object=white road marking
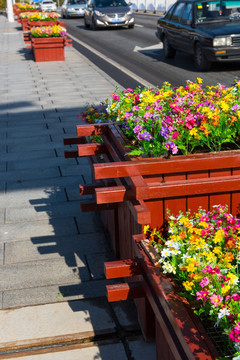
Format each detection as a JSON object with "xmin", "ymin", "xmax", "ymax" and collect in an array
[
  {"xmin": 135, "ymin": 24, "xmax": 144, "ymax": 27},
  {"xmin": 134, "ymin": 43, "xmax": 163, "ymax": 53},
  {"xmin": 67, "ymin": 33, "xmax": 154, "ymax": 88}
]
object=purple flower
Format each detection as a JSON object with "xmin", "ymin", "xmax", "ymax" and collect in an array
[
  {"xmin": 143, "ymin": 112, "xmax": 152, "ymax": 119},
  {"xmin": 139, "ymin": 131, "xmax": 152, "ymax": 141},
  {"xmin": 160, "ymin": 127, "xmax": 169, "ymax": 139},
  {"xmin": 165, "ymin": 141, "xmax": 178, "ymax": 155},
  {"xmin": 133, "ymin": 124, "xmax": 142, "ymax": 134},
  {"xmin": 125, "ymin": 112, "xmax": 133, "ymax": 119}
]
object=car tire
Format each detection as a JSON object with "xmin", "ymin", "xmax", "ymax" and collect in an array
[
  {"xmin": 91, "ymin": 19, "xmax": 98, "ymax": 30},
  {"xmin": 163, "ymin": 36, "xmax": 176, "ymax": 59},
  {"xmin": 128, "ymin": 24, "xmax": 134, "ymax": 29},
  {"xmin": 84, "ymin": 17, "xmax": 90, "ymax": 28},
  {"xmin": 194, "ymin": 43, "xmax": 211, "ymax": 71}
]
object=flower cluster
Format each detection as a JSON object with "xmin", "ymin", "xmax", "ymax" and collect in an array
[
  {"xmin": 27, "ymin": 12, "xmax": 60, "ymax": 21},
  {"xmin": 144, "ymin": 205, "xmax": 240, "ymax": 358},
  {"xmin": 82, "ymin": 78, "xmax": 240, "ymax": 157},
  {"xmin": 17, "ymin": 3, "xmax": 37, "ymax": 10},
  {"xmin": 79, "ymin": 102, "xmax": 110, "ymax": 124},
  {"xmin": 20, "ymin": 11, "xmax": 32, "ymax": 18},
  {"xmin": 30, "ymin": 25, "xmax": 67, "ymax": 38}
]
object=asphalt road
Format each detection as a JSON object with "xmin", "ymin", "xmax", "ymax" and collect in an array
[{"xmin": 64, "ymin": 13, "xmax": 240, "ymax": 88}]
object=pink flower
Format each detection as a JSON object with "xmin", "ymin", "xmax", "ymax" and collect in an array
[
  {"xmin": 200, "ymin": 277, "xmax": 209, "ymax": 288},
  {"xmin": 196, "ymin": 290, "xmax": 209, "ymax": 303},
  {"xmin": 232, "ymin": 293, "xmax": 240, "ymax": 301},
  {"xmin": 210, "ymin": 294, "xmax": 223, "ymax": 307}
]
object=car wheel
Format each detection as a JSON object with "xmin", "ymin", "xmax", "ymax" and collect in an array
[
  {"xmin": 163, "ymin": 36, "xmax": 176, "ymax": 59},
  {"xmin": 91, "ymin": 19, "xmax": 98, "ymax": 30},
  {"xmin": 128, "ymin": 24, "xmax": 134, "ymax": 29},
  {"xmin": 62, "ymin": 12, "xmax": 65, "ymax": 18},
  {"xmin": 84, "ymin": 16, "xmax": 90, "ymax": 28},
  {"xmin": 194, "ymin": 43, "xmax": 211, "ymax": 71}
]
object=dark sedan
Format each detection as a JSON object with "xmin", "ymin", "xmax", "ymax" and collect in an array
[{"xmin": 156, "ymin": 0, "xmax": 240, "ymax": 70}]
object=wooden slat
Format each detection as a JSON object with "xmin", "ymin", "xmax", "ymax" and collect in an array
[
  {"xmin": 77, "ymin": 143, "xmax": 106, "ymax": 156},
  {"xmin": 93, "ymin": 152, "xmax": 240, "ymax": 180},
  {"xmin": 76, "ymin": 124, "xmax": 108, "ymax": 137},
  {"xmin": 104, "ymin": 259, "xmax": 142, "ymax": 279},
  {"xmin": 106, "ymin": 282, "xmax": 145, "ymax": 302},
  {"xmin": 79, "ymin": 181, "xmax": 116, "ymax": 195},
  {"xmin": 80, "ymin": 200, "xmax": 118, "ymax": 212},
  {"xmin": 95, "ymin": 175, "xmax": 240, "ymax": 203}
]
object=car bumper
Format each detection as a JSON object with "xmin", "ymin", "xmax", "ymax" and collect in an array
[
  {"xmin": 203, "ymin": 46, "xmax": 240, "ymax": 62},
  {"xmin": 95, "ymin": 16, "xmax": 134, "ymax": 27},
  {"xmin": 66, "ymin": 10, "xmax": 85, "ymax": 17}
]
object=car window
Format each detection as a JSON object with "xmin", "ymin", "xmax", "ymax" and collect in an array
[
  {"xmin": 68, "ymin": 0, "xmax": 86, "ymax": 4},
  {"xmin": 171, "ymin": 2, "xmax": 185, "ymax": 21},
  {"xmin": 195, "ymin": 0, "xmax": 240, "ymax": 22},
  {"xmin": 164, "ymin": 3, "xmax": 175, "ymax": 19},
  {"xmin": 95, "ymin": 0, "xmax": 128, "ymax": 7},
  {"xmin": 181, "ymin": 2, "xmax": 192, "ymax": 24}
]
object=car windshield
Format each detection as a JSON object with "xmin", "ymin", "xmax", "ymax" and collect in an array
[
  {"xmin": 95, "ymin": 0, "xmax": 128, "ymax": 7},
  {"xmin": 195, "ymin": 0, "xmax": 240, "ymax": 22},
  {"xmin": 68, "ymin": 0, "xmax": 86, "ymax": 4}
]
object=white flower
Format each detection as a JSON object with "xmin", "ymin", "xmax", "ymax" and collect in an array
[
  {"xmin": 170, "ymin": 249, "xmax": 181, "ymax": 256},
  {"xmin": 217, "ymin": 308, "xmax": 230, "ymax": 320},
  {"xmin": 162, "ymin": 262, "xmax": 176, "ymax": 274},
  {"xmin": 168, "ymin": 215, "xmax": 176, "ymax": 220},
  {"xmin": 161, "ymin": 248, "xmax": 171, "ymax": 259},
  {"xmin": 165, "ymin": 240, "xmax": 180, "ymax": 250}
]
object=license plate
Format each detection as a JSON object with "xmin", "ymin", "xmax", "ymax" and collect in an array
[{"xmin": 111, "ymin": 18, "xmax": 122, "ymax": 23}]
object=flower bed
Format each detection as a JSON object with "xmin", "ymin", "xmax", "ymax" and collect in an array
[{"xmin": 143, "ymin": 205, "xmax": 240, "ymax": 359}]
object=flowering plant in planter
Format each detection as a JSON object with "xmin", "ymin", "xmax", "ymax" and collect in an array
[
  {"xmin": 144, "ymin": 205, "xmax": 240, "ymax": 359},
  {"xmin": 20, "ymin": 12, "xmax": 32, "ymax": 19},
  {"xmin": 30, "ymin": 25, "xmax": 67, "ymax": 38},
  {"xmin": 28, "ymin": 12, "xmax": 60, "ymax": 21},
  {"xmin": 17, "ymin": 3, "xmax": 37, "ymax": 10},
  {"xmin": 80, "ymin": 78, "xmax": 240, "ymax": 157}
]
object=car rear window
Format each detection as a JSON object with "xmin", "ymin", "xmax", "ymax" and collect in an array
[{"xmin": 95, "ymin": 0, "xmax": 128, "ymax": 7}]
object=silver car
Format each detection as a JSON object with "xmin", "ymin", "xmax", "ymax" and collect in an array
[
  {"xmin": 84, "ymin": 0, "xmax": 134, "ymax": 30},
  {"xmin": 61, "ymin": 0, "xmax": 87, "ymax": 18}
]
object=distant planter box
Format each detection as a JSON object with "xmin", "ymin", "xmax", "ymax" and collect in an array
[
  {"xmin": 31, "ymin": 37, "xmax": 65, "ymax": 62},
  {"xmin": 27, "ymin": 20, "xmax": 66, "ymax": 29}
]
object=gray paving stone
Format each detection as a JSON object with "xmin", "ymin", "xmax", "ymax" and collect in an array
[
  {"xmin": 0, "ymin": 243, "xmax": 4, "ymax": 265},
  {"xmin": 6, "ymin": 174, "xmax": 84, "ymax": 191},
  {"xmin": 0, "ymin": 217, "xmax": 78, "ymax": 242},
  {"xmin": 110, "ymin": 301, "xmax": 140, "ymax": 331},
  {"xmin": 1, "ymin": 134, "xmax": 51, "ymax": 145},
  {"xmin": 0, "ymin": 257, "xmax": 90, "ymax": 291},
  {"xmin": 86, "ymin": 252, "xmax": 115, "ymax": 280},
  {"xmin": 60, "ymin": 163, "xmax": 91, "ymax": 177},
  {"xmin": 5, "ymin": 201, "xmax": 81, "ymax": 223},
  {"xmin": 4, "ymin": 342, "xmax": 128, "ymax": 360},
  {"xmin": 0, "ymin": 292, "xmax": 2, "ymax": 309},
  {"xmin": 7, "ymin": 141, "xmax": 62, "ymax": 153},
  {"xmin": 1, "ymin": 149, "xmax": 55, "ymax": 162},
  {"xmin": 0, "ymin": 167, "xmax": 60, "ymax": 182},
  {"xmin": 7, "ymin": 156, "xmax": 77, "ymax": 171},
  {"xmin": 0, "ymin": 208, "xmax": 5, "ymax": 225},
  {"xmin": 5, "ymin": 233, "xmax": 110, "ymax": 264},
  {"xmin": 0, "ymin": 161, "xmax": 6, "ymax": 172},
  {"xmin": 127, "ymin": 336, "xmax": 156, "ymax": 359},
  {"xmin": 3, "ymin": 279, "xmax": 117, "ymax": 308},
  {"xmin": 0, "ymin": 187, "xmax": 67, "ymax": 208}
]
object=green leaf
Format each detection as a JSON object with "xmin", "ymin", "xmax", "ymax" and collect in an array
[{"xmin": 128, "ymin": 149, "xmax": 144, "ymax": 156}]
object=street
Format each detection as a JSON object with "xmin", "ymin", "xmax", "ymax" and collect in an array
[{"xmin": 64, "ymin": 13, "xmax": 240, "ymax": 88}]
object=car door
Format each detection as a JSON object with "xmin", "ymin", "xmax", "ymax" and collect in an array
[
  {"xmin": 85, "ymin": 0, "xmax": 94, "ymax": 23},
  {"xmin": 166, "ymin": 2, "xmax": 186, "ymax": 49},
  {"xmin": 178, "ymin": 2, "xmax": 195, "ymax": 53}
]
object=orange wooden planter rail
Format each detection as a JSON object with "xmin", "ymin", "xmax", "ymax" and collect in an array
[{"xmin": 104, "ymin": 235, "xmax": 219, "ymax": 360}]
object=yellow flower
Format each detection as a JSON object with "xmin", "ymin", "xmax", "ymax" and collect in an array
[
  {"xmin": 222, "ymin": 285, "xmax": 230, "ymax": 295},
  {"xmin": 197, "ymin": 77, "xmax": 203, "ymax": 84},
  {"xmin": 144, "ymin": 225, "xmax": 150, "ymax": 234},
  {"xmin": 183, "ymin": 281, "xmax": 194, "ymax": 291},
  {"xmin": 213, "ymin": 229, "xmax": 225, "ymax": 244}
]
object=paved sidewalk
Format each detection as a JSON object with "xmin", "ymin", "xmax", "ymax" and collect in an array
[{"xmin": 0, "ymin": 14, "xmax": 156, "ymax": 359}]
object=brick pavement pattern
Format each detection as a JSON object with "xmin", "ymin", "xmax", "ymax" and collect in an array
[{"xmin": 0, "ymin": 13, "xmax": 156, "ymax": 360}]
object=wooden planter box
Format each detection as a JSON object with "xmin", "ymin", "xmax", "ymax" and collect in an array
[
  {"xmin": 21, "ymin": 18, "xmax": 29, "ymax": 31},
  {"xmin": 27, "ymin": 20, "xmax": 66, "ymax": 29},
  {"xmin": 104, "ymin": 235, "xmax": 220, "ymax": 360},
  {"xmin": 64, "ymin": 122, "xmax": 239, "ymax": 359},
  {"xmin": 30, "ymin": 37, "xmax": 66, "ymax": 62},
  {"xmin": 64, "ymin": 123, "xmax": 240, "ymax": 258}
]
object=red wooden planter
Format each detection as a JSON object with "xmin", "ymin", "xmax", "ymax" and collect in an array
[
  {"xmin": 64, "ymin": 123, "xmax": 240, "ymax": 258},
  {"xmin": 27, "ymin": 20, "xmax": 66, "ymax": 29},
  {"xmin": 31, "ymin": 37, "xmax": 65, "ymax": 62},
  {"xmin": 21, "ymin": 18, "xmax": 29, "ymax": 31},
  {"xmin": 64, "ymin": 123, "xmax": 239, "ymax": 359},
  {"xmin": 104, "ymin": 235, "xmax": 220, "ymax": 360}
]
